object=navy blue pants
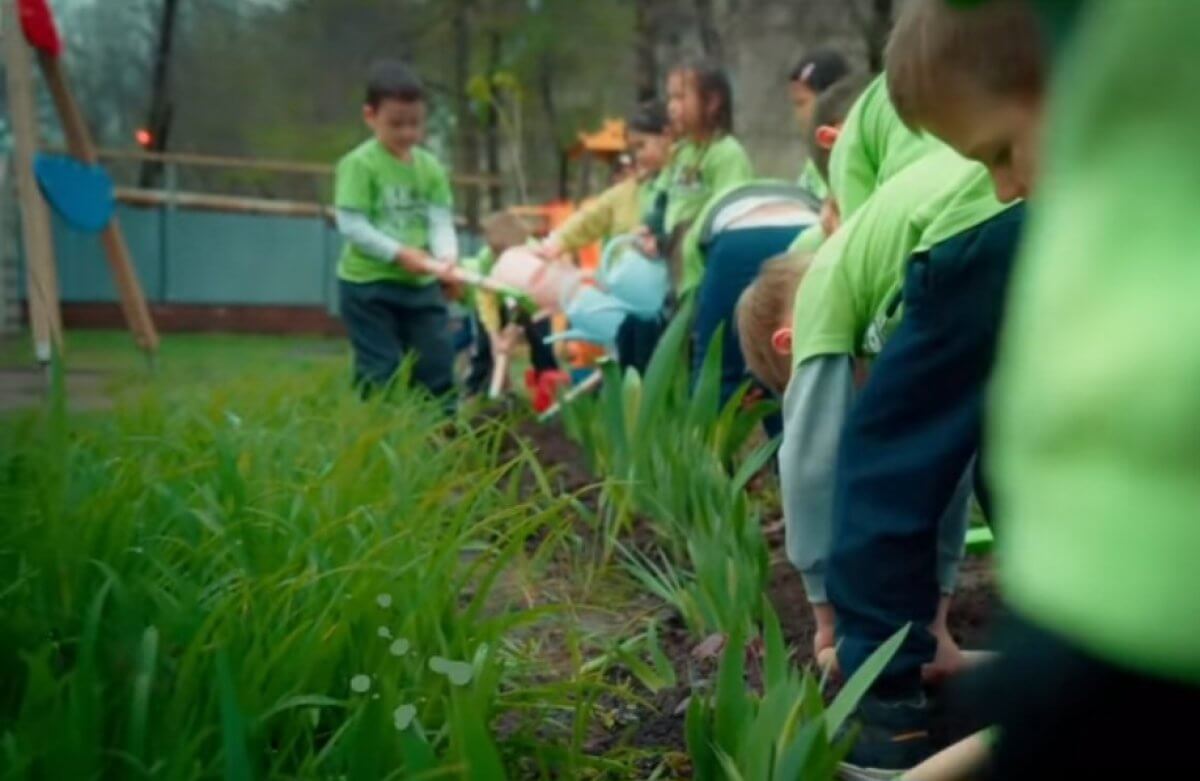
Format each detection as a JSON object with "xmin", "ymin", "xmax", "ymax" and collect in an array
[
  {"xmin": 339, "ymin": 279, "xmax": 455, "ymax": 402},
  {"xmin": 828, "ymin": 205, "xmax": 1026, "ymax": 695},
  {"xmin": 615, "ymin": 313, "xmax": 667, "ymax": 375},
  {"xmin": 693, "ymin": 225, "xmax": 803, "ymax": 435}
]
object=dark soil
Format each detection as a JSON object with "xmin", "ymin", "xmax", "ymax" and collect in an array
[{"xmin": 501, "ymin": 415, "xmax": 1001, "ymax": 768}]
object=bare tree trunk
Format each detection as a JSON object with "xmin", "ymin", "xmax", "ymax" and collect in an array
[
  {"xmin": 633, "ymin": 0, "xmax": 659, "ymax": 102},
  {"xmin": 452, "ymin": 0, "xmax": 480, "ymax": 228},
  {"xmin": 139, "ymin": 0, "xmax": 180, "ymax": 188},
  {"xmin": 485, "ymin": 31, "xmax": 503, "ymax": 210},
  {"xmin": 536, "ymin": 53, "xmax": 569, "ymax": 201},
  {"xmin": 693, "ymin": 0, "xmax": 724, "ymax": 63}
]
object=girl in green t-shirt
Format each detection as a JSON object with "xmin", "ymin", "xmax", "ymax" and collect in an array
[{"xmin": 619, "ymin": 59, "xmax": 753, "ymax": 375}]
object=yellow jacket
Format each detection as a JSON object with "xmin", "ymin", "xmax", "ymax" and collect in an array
[{"xmin": 552, "ymin": 177, "xmax": 644, "ymax": 251}]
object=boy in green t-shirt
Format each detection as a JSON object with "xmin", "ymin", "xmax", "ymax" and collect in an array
[
  {"xmin": 887, "ymin": 0, "xmax": 1200, "ymax": 776},
  {"xmin": 334, "ymin": 60, "xmax": 460, "ymax": 400},
  {"xmin": 772, "ymin": 150, "xmax": 1010, "ymax": 697},
  {"xmin": 787, "ymin": 47, "xmax": 852, "ymax": 201},
  {"xmin": 771, "ymin": 30, "xmax": 1028, "ymax": 774}
]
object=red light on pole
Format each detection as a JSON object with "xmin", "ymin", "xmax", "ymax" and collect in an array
[{"xmin": 135, "ymin": 128, "xmax": 153, "ymax": 148}]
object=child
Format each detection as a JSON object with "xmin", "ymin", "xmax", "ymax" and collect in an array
[
  {"xmin": 462, "ymin": 212, "xmax": 558, "ymax": 398},
  {"xmin": 537, "ymin": 101, "xmax": 672, "ymax": 260},
  {"xmin": 677, "ymin": 182, "xmax": 819, "ymax": 416},
  {"xmin": 825, "ymin": 75, "xmax": 944, "ymax": 223},
  {"xmin": 658, "ymin": 58, "xmax": 754, "ymax": 246},
  {"xmin": 619, "ymin": 59, "xmax": 753, "ymax": 373},
  {"xmin": 742, "ymin": 148, "xmax": 1005, "ymax": 696},
  {"xmin": 788, "ymin": 47, "xmax": 852, "ymax": 200},
  {"xmin": 888, "ymin": 0, "xmax": 1200, "ymax": 776},
  {"xmin": 789, "ymin": 72, "xmax": 873, "ymax": 254},
  {"xmin": 334, "ymin": 60, "xmax": 460, "ymax": 401},
  {"xmin": 804, "ymin": 4, "xmax": 1037, "ymax": 771}
]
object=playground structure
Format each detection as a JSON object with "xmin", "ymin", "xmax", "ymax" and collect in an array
[{"xmin": 2, "ymin": 0, "xmax": 628, "ymax": 368}]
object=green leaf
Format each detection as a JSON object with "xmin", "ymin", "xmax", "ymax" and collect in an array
[
  {"xmin": 685, "ymin": 694, "xmax": 717, "ymax": 781},
  {"xmin": 216, "ymin": 650, "xmax": 254, "ymax": 781},
  {"xmin": 730, "ymin": 438, "xmax": 780, "ymax": 496},
  {"xmin": 687, "ymin": 325, "xmax": 724, "ymax": 432},
  {"xmin": 646, "ymin": 621, "xmax": 678, "ymax": 691},
  {"xmin": 621, "ymin": 367, "xmax": 643, "ymax": 444},
  {"xmin": 634, "ymin": 299, "xmax": 695, "ymax": 439},
  {"xmin": 128, "ymin": 626, "xmax": 159, "ymax": 764},
  {"xmin": 713, "ymin": 625, "xmax": 750, "ymax": 760},
  {"xmin": 825, "ymin": 624, "xmax": 912, "ymax": 738},
  {"xmin": 761, "ymin": 601, "xmax": 788, "ymax": 692}
]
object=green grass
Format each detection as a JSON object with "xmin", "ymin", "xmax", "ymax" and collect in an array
[
  {"xmin": 0, "ymin": 329, "xmax": 887, "ymax": 780},
  {"xmin": 0, "ymin": 335, "xmax": 646, "ymax": 778}
]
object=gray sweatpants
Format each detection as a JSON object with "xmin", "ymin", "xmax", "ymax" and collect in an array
[{"xmin": 779, "ymin": 355, "xmax": 970, "ymax": 603}]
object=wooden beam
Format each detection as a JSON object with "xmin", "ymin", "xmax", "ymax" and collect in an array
[
  {"xmin": 3, "ymin": 1, "xmax": 62, "ymax": 361},
  {"xmin": 73, "ymin": 147, "xmax": 504, "ymax": 187},
  {"xmin": 36, "ymin": 49, "xmax": 160, "ymax": 354},
  {"xmin": 115, "ymin": 187, "xmax": 333, "ymax": 218}
]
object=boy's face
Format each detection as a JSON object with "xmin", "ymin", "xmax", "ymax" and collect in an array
[
  {"xmin": 627, "ymin": 129, "xmax": 670, "ymax": 176},
  {"xmin": 364, "ymin": 97, "xmax": 425, "ymax": 158},
  {"xmin": 921, "ymin": 89, "xmax": 1043, "ymax": 203},
  {"xmin": 666, "ymin": 71, "xmax": 702, "ymax": 136},
  {"xmin": 790, "ymin": 80, "xmax": 818, "ymax": 130}
]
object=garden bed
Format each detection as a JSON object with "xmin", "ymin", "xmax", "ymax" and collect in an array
[{"xmin": 0, "ymin": 331, "xmax": 1001, "ymax": 779}]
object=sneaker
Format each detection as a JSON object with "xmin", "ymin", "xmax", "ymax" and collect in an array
[{"xmin": 838, "ymin": 691, "xmax": 935, "ymax": 779}]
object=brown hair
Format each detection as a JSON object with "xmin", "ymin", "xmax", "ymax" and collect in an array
[
  {"xmin": 886, "ymin": 0, "xmax": 1045, "ymax": 131},
  {"xmin": 481, "ymin": 210, "xmax": 531, "ymax": 254},
  {"xmin": 810, "ymin": 72, "xmax": 871, "ymax": 180},
  {"xmin": 736, "ymin": 252, "xmax": 810, "ymax": 395}
]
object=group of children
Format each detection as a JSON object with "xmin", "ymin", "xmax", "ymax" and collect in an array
[{"xmin": 332, "ymin": 1, "xmax": 1198, "ymax": 774}]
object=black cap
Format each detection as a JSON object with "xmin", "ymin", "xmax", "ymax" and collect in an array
[{"xmin": 790, "ymin": 48, "xmax": 851, "ymax": 92}]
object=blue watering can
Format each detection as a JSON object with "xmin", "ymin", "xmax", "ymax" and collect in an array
[
  {"xmin": 545, "ymin": 285, "xmax": 631, "ymax": 347},
  {"xmin": 597, "ymin": 234, "xmax": 669, "ymax": 318}
]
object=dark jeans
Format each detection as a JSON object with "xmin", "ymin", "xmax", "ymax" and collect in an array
[
  {"xmin": 339, "ymin": 279, "xmax": 455, "ymax": 402},
  {"xmin": 693, "ymin": 225, "xmax": 802, "ymax": 433},
  {"xmin": 465, "ymin": 311, "xmax": 558, "ymax": 396},
  {"xmin": 615, "ymin": 313, "xmax": 667, "ymax": 375},
  {"xmin": 828, "ymin": 204, "xmax": 1026, "ymax": 695},
  {"xmin": 958, "ymin": 613, "xmax": 1200, "ymax": 777}
]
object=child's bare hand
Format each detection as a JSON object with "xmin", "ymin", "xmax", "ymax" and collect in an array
[
  {"xmin": 635, "ymin": 226, "xmax": 659, "ymax": 258},
  {"xmin": 533, "ymin": 238, "xmax": 564, "ymax": 260},
  {"xmin": 812, "ymin": 602, "xmax": 839, "ymax": 675},
  {"xmin": 396, "ymin": 247, "xmax": 436, "ymax": 275}
]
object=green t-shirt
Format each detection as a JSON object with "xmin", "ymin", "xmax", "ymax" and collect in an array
[
  {"xmin": 827, "ymin": 75, "xmax": 944, "ymax": 221},
  {"xmin": 791, "ymin": 149, "xmax": 1011, "ymax": 367},
  {"xmin": 797, "ymin": 158, "xmax": 829, "ymax": 201},
  {"xmin": 662, "ymin": 135, "xmax": 754, "ymax": 235},
  {"xmin": 335, "ymin": 139, "xmax": 454, "ymax": 286},
  {"xmin": 789, "ymin": 223, "xmax": 826, "ymax": 255},
  {"xmin": 991, "ymin": 0, "xmax": 1200, "ymax": 683}
]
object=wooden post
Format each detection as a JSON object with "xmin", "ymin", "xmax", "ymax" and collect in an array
[
  {"xmin": 36, "ymin": 49, "xmax": 160, "ymax": 355},
  {"xmin": 2, "ymin": 1, "xmax": 62, "ymax": 361}
]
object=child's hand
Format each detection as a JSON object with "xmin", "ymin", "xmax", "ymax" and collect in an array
[
  {"xmin": 432, "ymin": 258, "xmax": 464, "ymax": 299},
  {"xmin": 635, "ymin": 227, "xmax": 659, "ymax": 258},
  {"xmin": 533, "ymin": 237, "xmax": 564, "ymax": 260},
  {"xmin": 812, "ymin": 602, "xmax": 839, "ymax": 675},
  {"xmin": 396, "ymin": 247, "xmax": 436, "ymax": 275}
]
